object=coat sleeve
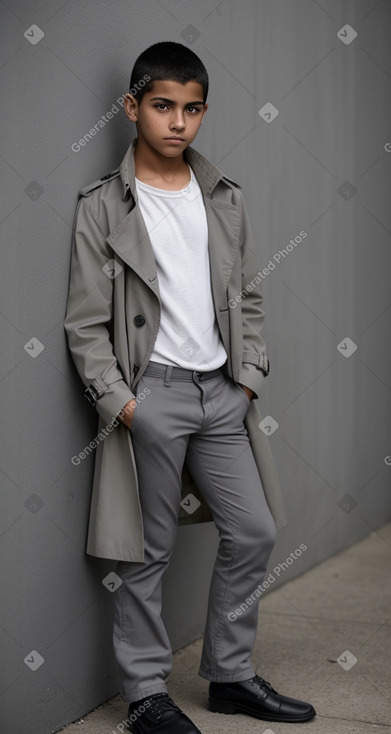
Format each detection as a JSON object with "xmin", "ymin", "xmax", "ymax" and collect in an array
[
  {"xmin": 64, "ymin": 195, "xmax": 135, "ymax": 424},
  {"xmin": 236, "ymin": 192, "xmax": 270, "ymax": 399}
]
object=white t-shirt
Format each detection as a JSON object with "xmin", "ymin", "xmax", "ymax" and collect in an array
[{"xmin": 135, "ymin": 166, "xmax": 227, "ymax": 371}]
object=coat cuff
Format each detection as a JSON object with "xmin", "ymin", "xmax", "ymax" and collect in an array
[
  {"xmin": 238, "ymin": 363, "xmax": 266, "ymax": 399},
  {"xmin": 93, "ymin": 379, "xmax": 135, "ymax": 425}
]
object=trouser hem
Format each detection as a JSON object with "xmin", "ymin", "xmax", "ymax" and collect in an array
[
  {"xmin": 198, "ymin": 666, "xmax": 255, "ymax": 683},
  {"xmin": 121, "ymin": 683, "xmax": 169, "ymax": 705}
]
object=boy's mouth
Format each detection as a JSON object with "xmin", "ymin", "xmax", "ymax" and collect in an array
[{"xmin": 164, "ymin": 137, "xmax": 185, "ymax": 143}]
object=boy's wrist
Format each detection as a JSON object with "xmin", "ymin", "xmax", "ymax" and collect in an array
[
  {"xmin": 239, "ymin": 383, "xmax": 255, "ymax": 401},
  {"xmin": 118, "ymin": 399, "xmax": 137, "ymax": 429}
]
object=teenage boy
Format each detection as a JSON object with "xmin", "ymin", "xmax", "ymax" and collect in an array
[{"xmin": 65, "ymin": 42, "xmax": 315, "ymax": 733}]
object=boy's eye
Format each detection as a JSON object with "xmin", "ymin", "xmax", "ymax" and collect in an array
[{"xmin": 153, "ymin": 103, "xmax": 202, "ymax": 113}]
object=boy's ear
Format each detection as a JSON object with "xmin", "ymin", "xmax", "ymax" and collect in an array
[
  {"xmin": 124, "ymin": 93, "xmax": 139, "ymax": 122},
  {"xmin": 201, "ymin": 103, "xmax": 208, "ymax": 124}
]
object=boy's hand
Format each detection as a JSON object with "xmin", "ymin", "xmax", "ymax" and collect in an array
[
  {"xmin": 239, "ymin": 384, "xmax": 254, "ymax": 402},
  {"xmin": 118, "ymin": 398, "xmax": 137, "ymax": 430}
]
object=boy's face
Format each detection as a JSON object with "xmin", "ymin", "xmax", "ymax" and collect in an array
[{"xmin": 124, "ymin": 79, "xmax": 208, "ymax": 158}]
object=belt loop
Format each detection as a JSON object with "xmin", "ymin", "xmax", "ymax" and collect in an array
[{"xmin": 163, "ymin": 365, "xmax": 173, "ymax": 386}]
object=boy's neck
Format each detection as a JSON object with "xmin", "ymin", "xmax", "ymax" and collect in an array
[{"xmin": 134, "ymin": 137, "xmax": 190, "ymax": 190}]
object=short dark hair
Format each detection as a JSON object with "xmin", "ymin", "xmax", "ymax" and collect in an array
[{"xmin": 129, "ymin": 41, "xmax": 208, "ymax": 103}]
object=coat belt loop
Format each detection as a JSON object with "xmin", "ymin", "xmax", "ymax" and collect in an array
[{"xmin": 163, "ymin": 365, "xmax": 173, "ymax": 386}]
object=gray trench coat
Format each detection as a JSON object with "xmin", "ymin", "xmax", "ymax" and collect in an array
[{"xmin": 64, "ymin": 139, "xmax": 286, "ymax": 561}]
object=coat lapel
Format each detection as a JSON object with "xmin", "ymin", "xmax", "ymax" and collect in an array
[
  {"xmin": 106, "ymin": 204, "xmax": 160, "ymax": 300},
  {"xmin": 204, "ymin": 196, "xmax": 241, "ymax": 348},
  {"xmin": 204, "ymin": 196, "xmax": 241, "ymax": 305},
  {"xmin": 182, "ymin": 146, "xmax": 242, "ymax": 313}
]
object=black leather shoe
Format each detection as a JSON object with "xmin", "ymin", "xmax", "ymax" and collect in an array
[
  {"xmin": 126, "ymin": 693, "xmax": 203, "ymax": 733},
  {"xmin": 209, "ymin": 675, "xmax": 316, "ymax": 723}
]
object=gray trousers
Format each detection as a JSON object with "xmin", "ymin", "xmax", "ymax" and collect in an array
[{"xmin": 113, "ymin": 363, "xmax": 277, "ymax": 703}]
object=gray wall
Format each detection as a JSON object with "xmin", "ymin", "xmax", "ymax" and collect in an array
[{"xmin": 1, "ymin": 1, "xmax": 391, "ymax": 732}]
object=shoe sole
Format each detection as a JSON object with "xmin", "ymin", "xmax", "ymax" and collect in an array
[{"xmin": 208, "ymin": 698, "xmax": 316, "ymax": 723}]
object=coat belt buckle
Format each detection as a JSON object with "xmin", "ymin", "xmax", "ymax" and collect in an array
[{"xmin": 84, "ymin": 384, "xmax": 99, "ymax": 406}]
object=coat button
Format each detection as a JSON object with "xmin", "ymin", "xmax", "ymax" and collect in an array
[{"xmin": 133, "ymin": 315, "xmax": 145, "ymax": 327}]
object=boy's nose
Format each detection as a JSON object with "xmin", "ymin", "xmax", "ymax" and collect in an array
[{"xmin": 170, "ymin": 114, "xmax": 185, "ymax": 131}]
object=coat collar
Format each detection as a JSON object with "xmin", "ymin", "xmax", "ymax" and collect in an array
[{"xmin": 119, "ymin": 138, "xmax": 226, "ymax": 202}]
